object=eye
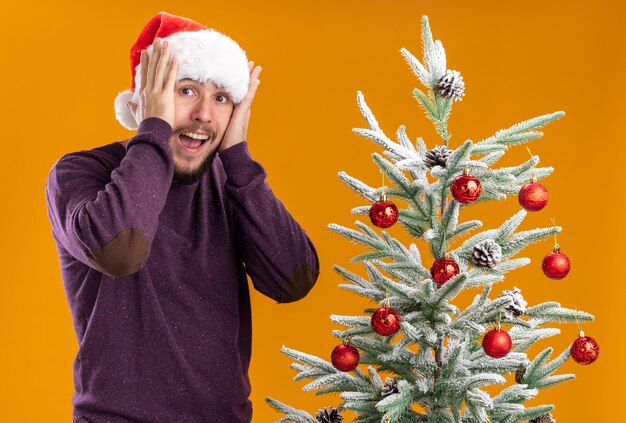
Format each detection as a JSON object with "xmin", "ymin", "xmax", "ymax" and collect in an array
[
  {"xmin": 180, "ymin": 86, "xmax": 195, "ymax": 96},
  {"xmin": 216, "ymin": 94, "xmax": 229, "ymax": 103}
]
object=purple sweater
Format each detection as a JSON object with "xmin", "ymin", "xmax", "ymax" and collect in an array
[{"xmin": 45, "ymin": 118, "xmax": 319, "ymax": 422}]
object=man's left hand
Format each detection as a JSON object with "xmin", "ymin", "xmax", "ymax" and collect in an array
[{"xmin": 219, "ymin": 61, "xmax": 262, "ymax": 152}]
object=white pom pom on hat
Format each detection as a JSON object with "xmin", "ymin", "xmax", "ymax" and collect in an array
[{"xmin": 114, "ymin": 12, "xmax": 249, "ymax": 130}]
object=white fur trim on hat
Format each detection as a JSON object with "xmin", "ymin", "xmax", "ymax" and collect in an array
[
  {"xmin": 115, "ymin": 29, "xmax": 249, "ymax": 130},
  {"xmin": 114, "ymin": 89, "xmax": 139, "ymax": 130}
]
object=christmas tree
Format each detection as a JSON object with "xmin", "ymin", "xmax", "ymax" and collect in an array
[{"xmin": 266, "ymin": 16, "xmax": 598, "ymax": 423}]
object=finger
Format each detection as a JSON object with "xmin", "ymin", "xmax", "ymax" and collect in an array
[
  {"xmin": 250, "ymin": 65, "xmax": 262, "ymax": 81},
  {"xmin": 139, "ymin": 49, "xmax": 148, "ymax": 94},
  {"xmin": 230, "ymin": 65, "xmax": 261, "ymax": 119},
  {"xmin": 164, "ymin": 57, "xmax": 178, "ymax": 92},
  {"xmin": 242, "ymin": 66, "xmax": 262, "ymax": 105},
  {"xmin": 146, "ymin": 38, "xmax": 162, "ymax": 91},
  {"xmin": 235, "ymin": 82, "xmax": 260, "ymax": 118},
  {"xmin": 154, "ymin": 40, "xmax": 170, "ymax": 90},
  {"xmin": 248, "ymin": 60, "xmax": 254, "ymax": 73}
]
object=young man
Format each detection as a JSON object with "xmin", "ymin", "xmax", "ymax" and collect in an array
[{"xmin": 45, "ymin": 12, "xmax": 319, "ymax": 423}]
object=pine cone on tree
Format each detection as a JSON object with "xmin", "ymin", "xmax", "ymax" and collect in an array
[
  {"xmin": 499, "ymin": 287, "xmax": 528, "ymax": 319},
  {"xmin": 435, "ymin": 69, "xmax": 465, "ymax": 101},
  {"xmin": 381, "ymin": 378, "xmax": 399, "ymax": 397},
  {"xmin": 315, "ymin": 406, "xmax": 344, "ymax": 423},
  {"xmin": 529, "ymin": 413, "xmax": 556, "ymax": 423},
  {"xmin": 515, "ymin": 367, "xmax": 526, "ymax": 384},
  {"xmin": 424, "ymin": 145, "xmax": 453, "ymax": 169},
  {"xmin": 472, "ymin": 239, "xmax": 502, "ymax": 269}
]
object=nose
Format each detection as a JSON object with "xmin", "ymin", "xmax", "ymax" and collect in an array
[{"xmin": 190, "ymin": 95, "xmax": 214, "ymax": 123}]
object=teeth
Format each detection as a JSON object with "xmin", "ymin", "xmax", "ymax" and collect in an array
[{"xmin": 182, "ymin": 132, "xmax": 209, "ymax": 140}]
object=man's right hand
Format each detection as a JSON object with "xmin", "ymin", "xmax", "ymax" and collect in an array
[{"xmin": 134, "ymin": 38, "xmax": 178, "ymax": 128}]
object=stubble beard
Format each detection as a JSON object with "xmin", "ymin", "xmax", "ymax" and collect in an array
[{"xmin": 172, "ymin": 151, "xmax": 217, "ymax": 185}]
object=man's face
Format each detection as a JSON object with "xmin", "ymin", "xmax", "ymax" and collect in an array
[{"xmin": 168, "ymin": 79, "xmax": 234, "ymax": 184}]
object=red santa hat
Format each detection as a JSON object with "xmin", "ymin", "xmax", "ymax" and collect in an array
[{"xmin": 114, "ymin": 12, "xmax": 249, "ymax": 130}]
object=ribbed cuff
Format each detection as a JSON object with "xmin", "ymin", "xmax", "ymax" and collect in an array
[{"xmin": 219, "ymin": 142, "xmax": 266, "ymax": 188}]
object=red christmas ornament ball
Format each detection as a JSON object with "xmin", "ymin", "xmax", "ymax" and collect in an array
[
  {"xmin": 430, "ymin": 257, "xmax": 460, "ymax": 286},
  {"xmin": 570, "ymin": 332, "xmax": 600, "ymax": 365},
  {"xmin": 518, "ymin": 180, "xmax": 549, "ymax": 212},
  {"xmin": 542, "ymin": 246, "xmax": 571, "ymax": 280},
  {"xmin": 371, "ymin": 306, "xmax": 402, "ymax": 336},
  {"xmin": 331, "ymin": 343, "xmax": 360, "ymax": 372},
  {"xmin": 482, "ymin": 328, "xmax": 512, "ymax": 358},
  {"xmin": 369, "ymin": 197, "xmax": 399, "ymax": 228},
  {"xmin": 451, "ymin": 171, "xmax": 482, "ymax": 204}
]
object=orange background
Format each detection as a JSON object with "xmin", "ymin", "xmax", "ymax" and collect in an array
[{"xmin": 1, "ymin": 0, "xmax": 624, "ymax": 421}]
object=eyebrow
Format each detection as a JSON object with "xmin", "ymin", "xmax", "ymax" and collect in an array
[{"xmin": 176, "ymin": 79, "xmax": 229, "ymax": 96}]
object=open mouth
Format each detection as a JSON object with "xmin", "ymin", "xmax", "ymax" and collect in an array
[{"xmin": 178, "ymin": 132, "xmax": 210, "ymax": 152}]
